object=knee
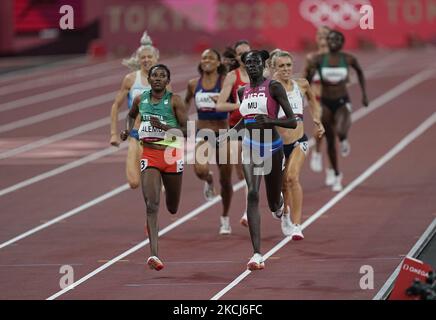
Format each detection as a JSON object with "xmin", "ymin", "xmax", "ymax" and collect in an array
[
  {"xmin": 146, "ymin": 200, "xmax": 159, "ymax": 215},
  {"xmin": 194, "ymin": 167, "xmax": 209, "ymax": 180},
  {"xmin": 283, "ymin": 173, "xmax": 298, "ymax": 191},
  {"xmin": 247, "ymin": 189, "xmax": 259, "ymax": 204}
]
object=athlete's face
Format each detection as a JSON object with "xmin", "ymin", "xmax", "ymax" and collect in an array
[
  {"xmin": 244, "ymin": 53, "xmax": 264, "ymax": 79},
  {"xmin": 327, "ymin": 32, "xmax": 344, "ymax": 52},
  {"xmin": 148, "ymin": 67, "xmax": 169, "ymax": 91},
  {"xmin": 318, "ymin": 37, "xmax": 329, "ymax": 53},
  {"xmin": 316, "ymin": 26, "xmax": 330, "ymax": 44},
  {"xmin": 200, "ymin": 49, "xmax": 220, "ymax": 73},
  {"xmin": 235, "ymin": 43, "xmax": 251, "ymax": 66},
  {"xmin": 274, "ymin": 56, "xmax": 293, "ymax": 81},
  {"xmin": 139, "ymin": 47, "xmax": 158, "ymax": 72}
]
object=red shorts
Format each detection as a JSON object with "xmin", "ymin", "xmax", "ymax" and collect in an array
[
  {"xmin": 140, "ymin": 146, "xmax": 184, "ymax": 174},
  {"xmin": 229, "ymin": 109, "xmax": 242, "ymax": 127}
]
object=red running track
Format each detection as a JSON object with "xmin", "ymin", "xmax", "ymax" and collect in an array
[{"xmin": 0, "ymin": 49, "xmax": 435, "ymax": 300}]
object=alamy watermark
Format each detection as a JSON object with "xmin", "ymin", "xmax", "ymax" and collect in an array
[
  {"xmin": 59, "ymin": 5, "xmax": 75, "ymax": 30},
  {"xmin": 59, "ymin": 265, "xmax": 74, "ymax": 289},
  {"xmin": 359, "ymin": 265, "xmax": 374, "ymax": 290}
]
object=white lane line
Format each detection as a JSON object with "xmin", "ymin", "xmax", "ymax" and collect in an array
[
  {"xmin": 46, "ymin": 180, "xmax": 246, "ymax": 300},
  {"xmin": 373, "ymin": 218, "xmax": 436, "ymax": 300},
  {"xmin": 0, "ymin": 69, "xmax": 196, "ymax": 135},
  {"xmin": 0, "ymin": 52, "xmax": 405, "ymax": 157},
  {"xmin": 0, "ymin": 55, "xmax": 413, "ymax": 161},
  {"xmin": 0, "ymin": 59, "xmax": 195, "ymax": 114},
  {"xmin": 0, "ymin": 109, "xmax": 125, "ymax": 160},
  {"xmin": 0, "ymin": 63, "xmax": 426, "ymax": 244},
  {"xmin": 0, "ymin": 91, "xmax": 117, "ymax": 134},
  {"xmin": 45, "ymin": 105, "xmax": 435, "ymax": 300},
  {"xmin": 351, "ymin": 68, "xmax": 435, "ymax": 122},
  {"xmin": 0, "ymin": 184, "xmax": 131, "ymax": 250},
  {"xmin": 0, "ymin": 60, "xmax": 122, "ymax": 96},
  {"xmin": 210, "ymin": 112, "xmax": 436, "ymax": 300},
  {"xmin": 0, "ymin": 75, "xmax": 122, "ymax": 113},
  {"xmin": 0, "ymin": 263, "xmax": 83, "ymax": 267},
  {"xmin": 0, "ymin": 56, "xmax": 87, "ymax": 84},
  {"xmin": 0, "ymin": 144, "xmax": 127, "ymax": 197}
]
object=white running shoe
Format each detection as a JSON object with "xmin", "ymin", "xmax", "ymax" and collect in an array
[
  {"xmin": 147, "ymin": 256, "xmax": 164, "ymax": 271},
  {"xmin": 203, "ymin": 181, "xmax": 215, "ymax": 201},
  {"xmin": 247, "ymin": 253, "xmax": 265, "ymax": 271},
  {"xmin": 291, "ymin": 224, "xmax": 304, "ymax": 240},
  {"xmin": 219, "ymin": 216, "xmax": 232, "ymax": 235},
  {"xmin": 332, "ymin": 173, "xmax": 343, "ymax": 192},
  {"xmin": 310, "ymin": 151, "xmax": 323, "ymax": 172},
  {"xmin": 281, "ymin": 213, "xmax": 294, "ymax": 236},
  {"xmin": 271, "ymin": 194, "xmax": 284, "ymax": 220},
  {"xmin": 340, "ymin": 140, "xmax": 351, "ymax": 157},
  {"xmin": 240, "ymin": 212, "xmax": 248, "ymax": 227},
  {"xmin": 325, "ymin": 168, "xmax": 336, "ymax": 186}
]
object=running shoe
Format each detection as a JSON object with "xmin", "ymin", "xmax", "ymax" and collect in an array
[
  {"xmin": 325, "ymin": 168, "xmax": 335, "ymax": 186},
  {"xmin": 240, "ymin": 212, "xmax": 248, "ymax": 227},
  {"xmin": 247, "ymin": 253, "xmax": 265, "ymax": 271},
  {"xmin": 147, "ymin": 256, "xmax": 164, "ymax": 271},
  {"xmin": 219, "ymin": 216, "xmax": 232, "ymax": 235},
  {"xmin": 281, "ymin": 213, "xmax": 294, "ymax": 236},
  {"xmin": 271, "ymin": 194, "xmax": 284, "ymax": 220},
  {"xmin": 203, "ymin": 181, "xmax": 215, "ymax": 201},
  {"xmin": 291, "ymin": 224, "xmax": 304, "ymax": 240},
  {"xmin": 310, "ymin": 151, "xmax": 323, "ymax": 172},
  {"xmin": 340, "ymin": 139, "xmax": 351, "ymax": 157},
  {"xmin": 332, "ymin": 173, "xmax": 343, "ymax": 192}
]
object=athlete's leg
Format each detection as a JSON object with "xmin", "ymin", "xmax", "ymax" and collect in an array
[
  {"xmin": 282, "ymin": 155, "xmax": 292, "ymax": 216},
  {"xmin": 161, "ymin": 172, "xmax": 183, "ymax": 214},
  {"xmin": 194, "ymin": 140, "xmax": 215, "ymax": 200},
  {"xmin": 243, "ymin": 160, "xmax": 263, "ymax": 254},
  {"xmin": 141, "ymin": 168, "xmax": 162, "ymax": 257},
  {"xmin": 322, "ymin": 106, "xmax": 339, "ymax": 175},
  {"xmin": 126, "ymin": 138, "xmax": 142, "ymax": 189},
  {"xmin": 335, "ymin": 105, "xmax": 351, "ymax": 141},
  {"xmin": 335, "ymin": 104, "xmax": 352, "ymax": 157},
  {"xmin": 283, "ymin": 147, "xmax": 306, "ymax": 225},
  {"xmin": 264, "ymin": 150, "xmax": 285, "ymax": 213},
  {"xmin": 216, "ymin": 143, "xmax": 233, "ymax": 217}
]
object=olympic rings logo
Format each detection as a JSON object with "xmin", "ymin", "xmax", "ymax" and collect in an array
[{"xmin": 299, "ymin": 0, "xmax": 371, "ymax": 30}]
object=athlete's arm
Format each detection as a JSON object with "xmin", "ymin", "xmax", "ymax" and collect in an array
[
  {"xmin": 302, "ymin": 53, "xmax": 315, "ymax": 80},
  {"xmin": 216, "ymin": 71, "xmax": 239, "ymax": 111},
  {"xmin": 120, "ymin": 95, "xmax": 140, "ymax": 141},
  {"xmin": 304, "ymin": 54, "xmax": 320, "ymax": 84},
  {"xmin": 349, "ymin": 54, "xmax": 369, "ymax": 107},
  {"xmin": 299, "ymin": 79, "xmax": 325, "ymax": 139},
  {"xmin": 110, "ymin": 74, "xmax": 134, "ymax": 146},
  {"xmin": 184, "ymin": 78, "xmax": 197, "ymax": 112},
  {"xmin": 257, "ymin": 81, "xmax": 297, "ymax": 129}
]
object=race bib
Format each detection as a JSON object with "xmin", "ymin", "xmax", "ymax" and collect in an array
[
  {"xmin": 195, "ymin": 92, "xmax": 219, "ymax": 112},
  {"xmin": 240, "ymin": 93, "xmax": 268, "ymax": 116},
  {"xmin": 138, "ymin": 119, "xmax": 166, "ymax": 141}
]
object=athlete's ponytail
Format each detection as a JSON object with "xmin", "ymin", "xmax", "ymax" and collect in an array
[{"xmin": 122, "ymin": 31, "xmax": 160, "ymax": 71}]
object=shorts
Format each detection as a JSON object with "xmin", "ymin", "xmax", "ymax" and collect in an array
[
  {"xmin": 140, "ymin": 145, "xmax": 184, "ymax": 174},
  {"xmin": 229, "ymin": 109, "xmax": 242, "ymax": 127},
  {"xmin": 321, "ymin": 95, "xmax": 351, "ymax": 114},
  {"xmin": 242, "ymin": 137, "xmax": 283, "ymax": 159},
  {"xmin": 283, "ymin": 134, "xmax": 309, "ymax": 159},
  {"xmin": 241, "ymin": 137, "xmax": 284, "ymax": 175}
]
